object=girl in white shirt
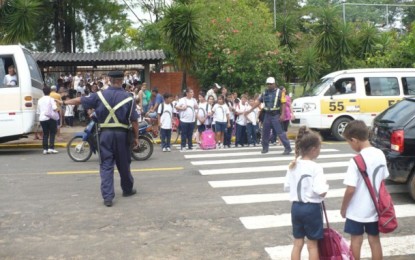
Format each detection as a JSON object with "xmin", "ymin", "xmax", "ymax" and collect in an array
[
  {"xmin": 175, "ymin": 88, "xmax": 198, "ymax": 151},
  {"xmin": 211, "ymin": 95, "xmax": 230, "ymax": 149},
  {"xmin": 284, "ymin": 126, "xmax": 329, "ymax": 260},
  {"xmin": 158, "ymin": 93, "xmax": 174, "ymax": 152},
  {"xmin": 64, "ymin": 99, "xmax": 75, "ymax": 127}
]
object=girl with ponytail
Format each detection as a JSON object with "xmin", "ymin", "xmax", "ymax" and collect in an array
[{"xmin": 284, "ymin": 126, "xmax": 329, "ymax": 260}]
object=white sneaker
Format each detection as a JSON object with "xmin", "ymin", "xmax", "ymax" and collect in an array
[
  {"xmin": 180, "ymin": 147, "xmax": 186, "ymax": 152},
  {"xmin": 166, "ymin": 147, "xmax": 171, "ymax": 152},
  {"xmin": 43, "ymin": 150, "xmax": 48, "ymax": 155},
  {"xmin": 216, "ymin": 143, "xmax": 220, "ymax": 149},
  {"xmin": 162, "ymin": 148, "xmax": 167, "ymax": 152},
  {"xmin": 220, "ymin": 144, "xmax": 224, "ymax": 149},
  {"xmin": 48, "ymin": 149, "xmax": 58, "ymax": 154}
]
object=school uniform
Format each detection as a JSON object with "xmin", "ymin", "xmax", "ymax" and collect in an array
[
  {"xmin": 224, "ymin": 101, "xmax": 234, "ymax": 147},
  {"xmin": 234, "ymin": 102, "xmax": 247, "ymax": 147},
  {"xmin": 246, "ymin": 105, "xmax": 259, "ymax": 145},
  {"xmin": 211, "ymin": 103, "xmax": 230, "ymax": 133},
  {"xmin": 158, "ymin": 102, "xmax": 173, "ymax": 149},
  {"xmin": 177, "ymin": 97, "xmax": 198, "ymax": 150},
  {"xmin": 284, "ymin": 160, "xmax": 329, "ymax": 240}
]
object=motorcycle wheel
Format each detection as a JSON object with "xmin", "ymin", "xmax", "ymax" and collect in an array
[
  {"xmin": 67, "ymin": 136, "xmax": 93, "ymax": 162},
  {"xmin": 131, "ymin": 136, "xmax": 154, "ymax": 161}
]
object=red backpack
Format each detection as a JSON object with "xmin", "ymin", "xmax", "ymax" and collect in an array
[{"xmin": 353, "ymin": 154, "xmax": 398, "ymax": 233}]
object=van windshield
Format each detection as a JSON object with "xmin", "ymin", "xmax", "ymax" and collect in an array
[{"xmin": 305, "ymin": 78, "xmax": 333, "ymax": 96}]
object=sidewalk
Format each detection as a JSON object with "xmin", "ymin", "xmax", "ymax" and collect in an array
[{"xmin": 0, "ymin": 125, "xmax": 298, "ymax": 149}]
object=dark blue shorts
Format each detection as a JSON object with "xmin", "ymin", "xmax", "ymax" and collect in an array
[
  {"xmin": 291, "ymin": 202, "xmax": 323, "ymax": 240},
  {"xmin": 197, "ymin": 125, "xmax": 206, "ymax": 133},
  {"xmin": 344, "ymin": 218, "xmax": 379, "ymax": 236},
  {"xmin": 215, "ymin": 122, "xmax": 226, "ymax": 133}
]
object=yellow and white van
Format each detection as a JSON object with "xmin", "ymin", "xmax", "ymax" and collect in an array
[{"xmin": 291, "ymin": 68, "xmax": 415, "ymax": 140}]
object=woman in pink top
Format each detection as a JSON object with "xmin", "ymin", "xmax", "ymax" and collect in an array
[{"xmin": 282, "ymin": 87, "xmax": 293, "ymax": 133}]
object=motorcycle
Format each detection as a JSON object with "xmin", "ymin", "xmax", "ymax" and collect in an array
[{"xmin": 67, "ymin": 119, "xmax": 153, "ymax": 162}]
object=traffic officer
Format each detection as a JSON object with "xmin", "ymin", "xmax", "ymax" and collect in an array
[
  {"xmin": 63, "ymin": 71, "xmax": 139, "ymax": 207},
  {"xmin": 246, "ymin": 77, "xmax": 292, "ymax": 154}
]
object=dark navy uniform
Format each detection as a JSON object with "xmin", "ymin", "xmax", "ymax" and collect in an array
[
  {"xmin": 259, "ymin": 88, "xmax": 292, "ymax": 153},
  {"xmin": 81, "ymin": 86, "xmax": 139, "ymax": 202}
]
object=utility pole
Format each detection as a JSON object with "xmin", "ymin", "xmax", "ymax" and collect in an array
[{"xmin": 273, "ymin": 0, "xmax": 277, "ymax": 30}]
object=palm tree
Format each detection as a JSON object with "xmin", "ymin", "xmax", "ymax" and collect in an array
[
  {"xmin": 358, "ymin": 22, "xmax": 379, "ymax": 59},
  {"xmin": 0, "ymin": 0, "xmax": 42, "ymax": 44},
  {"xmin": 162, "ymin": 3, "xmax": 201, "ymax": 90},
  {"xmin": 335, "ymin": 23, "xmax": 354, "ymax": 70},
  {"xmin": 314, "ymin": 7, "xmax": 339, "ymax": 57},
  {"xmin": 276, "ymin": 15, "xmax": 297, "ymax": 52},
  {"xmin": 298, "ymin": 47, "xmax": 320, "ymax": 95}
]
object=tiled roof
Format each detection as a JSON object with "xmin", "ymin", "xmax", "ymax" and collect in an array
[{"xmin": 33, "ymin": 50, "xmax": 165, "ymax": 66}]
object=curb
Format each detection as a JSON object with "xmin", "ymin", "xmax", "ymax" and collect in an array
[{"xmin": 0, "ymin": 133, "xmax": 297, "ymax": 149}]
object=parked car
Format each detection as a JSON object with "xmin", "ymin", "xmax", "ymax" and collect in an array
[{"xmin": 370, "ymin": 97, "xmax": 415, "ymax": 200}]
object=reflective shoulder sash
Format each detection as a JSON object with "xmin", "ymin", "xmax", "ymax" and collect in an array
[{"xmin": 97, "ymin": 91, "xmax": 133, "ymax": 129}]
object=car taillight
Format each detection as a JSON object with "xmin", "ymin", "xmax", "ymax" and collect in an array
[{"xmin": 390, "ymin": 130, "xmax": 404, "ymax": 153}]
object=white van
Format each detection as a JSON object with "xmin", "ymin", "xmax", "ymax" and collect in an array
[
  {"xmin": 291, "ymin": 68, "xmax": 415, "ymax": 140},
  {"xmin": 0, "ymin": 45, "xmax": 44, "ymax": 143}
]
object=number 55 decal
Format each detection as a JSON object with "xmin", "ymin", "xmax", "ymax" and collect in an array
[{"xmin": 329, "ymin": 101, "xmax": 345, "ymax": 111}]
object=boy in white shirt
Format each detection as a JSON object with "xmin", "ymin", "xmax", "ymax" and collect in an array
[
  {"xmin": 246, "ymin": 97, "xmax": 259, "ymax": 146},
  {"xmin": 234, "ymin": 94, "xmax": 248, "ymax": 147},
  {"xmin": 63, "ymin": 97, "xmax": 75, "ymax": 127},
  {"xmin": 158, "ymin": 93, "xmax": 174, "ymax": 152},
  {"xmin": 341, "ymin": 120, "xmax": 388, "ymax": 260}
]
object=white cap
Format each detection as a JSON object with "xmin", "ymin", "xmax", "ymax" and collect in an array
[
  {"xmin": 266, "ymin": 77, "xmax": 275, "ymax": 84},
  {"xmin": 50, "ymin": 85, "xmax": 57, "ymax": 90},
  {"xmin": 214, "ymin": 83, "xmax": 221, "ymax": 89}
]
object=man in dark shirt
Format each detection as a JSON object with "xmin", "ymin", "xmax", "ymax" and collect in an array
[{"xmin": 63, "ymin": 71, "xmax": 139, "ymax": 207}]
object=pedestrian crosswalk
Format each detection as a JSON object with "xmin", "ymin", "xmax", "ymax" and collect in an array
[{"xmin": 181, "ymin": 143, "xmax": 415, "ymax": 259}]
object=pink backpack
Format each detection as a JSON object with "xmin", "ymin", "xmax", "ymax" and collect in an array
[
  {"xmin": 353, "ymin": 154, "xmax": 398, "ymax": 233},
  {"xmin": 200, "ymin": 129, "xmax": 216, "ymax": 150},
  {"xmin": 318, "ymin": 202, "xmax": 354, "ymax": 260}
]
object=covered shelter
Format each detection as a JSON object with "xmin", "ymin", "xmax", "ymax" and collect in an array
[{"xmin": 33, "ymin": 50, "xmax": 165, "ymax": 86}]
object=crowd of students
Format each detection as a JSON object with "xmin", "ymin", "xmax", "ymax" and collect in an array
[{"xmin": 154, "ymin": 84, "xmax": 294, "ymax": 152}]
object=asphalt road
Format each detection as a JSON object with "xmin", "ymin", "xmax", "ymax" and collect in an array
[{"xmin": 0, "ymin": 141, "xmax": 414, "ymax": 260}]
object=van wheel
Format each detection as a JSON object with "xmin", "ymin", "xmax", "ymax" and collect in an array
[
  {"xmin": 331, "ymin": 117, "xmax": 351, "ymax": 141},
  {"xmin": 408, "ymin": 173, "xmax": 415, "ymax": 201}
]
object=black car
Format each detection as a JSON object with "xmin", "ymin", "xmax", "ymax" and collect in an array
[{"xmin": 370, "ymin": 97, "xmax": 415, "ymax": 200}]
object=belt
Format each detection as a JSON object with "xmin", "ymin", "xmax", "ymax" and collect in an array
[{"xmin": 101, "ymin": 127, "xmax": 129, "ymax": 133}]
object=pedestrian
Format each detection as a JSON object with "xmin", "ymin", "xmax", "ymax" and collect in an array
[
  {"xmin": 211, "ymin": 95, "xmax": 230, "ymax": 149},
  {"xmin": 205, "ymin": 83, "xmax": 221, "ymax": 101},
  {"xmin": 62, "ymin": 70, "xmax": 139, "ymax": 207},
  {"xmin": 196, "ymin": 91, "xmax": 210, "ymax": 147},
  {"xmin": 49, "ymin": 85, "xmax": 63, "ymax": 140},
  {"xmin": 281, "ymin": 87, "xmax": 293, "ymax": 133},
  {"xmin": 224, "ymin": 93, "xmax": 235, "ymax": 148},
  {"xmin": 246, "ymin": 97, "xmax": 259, "ymax": 146},
  {"xmin": 234, "ymin": 94, "xmax": 248, "ymax": 147},
  {"xmin": 158, "ymin": 93, "xmax": 174, "ymax": 152},
  {"xmin": 37, "ymin": 86, "xmax": 59, "ymax": 155},
  {"xmin": 207, "ymin": 95, "xmax": 215, "ymax": 131},
  {"xmin": 284, "ymin": 126, "xmax": 329, "ymax": 260},
  {"xmin": 175, "ymin": 88, "xmax": 198, "ymax": 151},
  {"xmin": 246, "ymin": 77, "xmax": 292, "ymax": 154},
  {"xmin": 340, "ymin": 120, "xmax": 389, "ymax": 260},
  {"xmin": 63, "ymin": 96, "xmax": 75, "ymax": 127}
]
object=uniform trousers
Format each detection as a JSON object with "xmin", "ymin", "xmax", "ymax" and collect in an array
[
  {"xmin": 99, "ymin": 130, "xmax": 134, "ymax": 201},
  {"xmin": 261, "ymin": 112, "xmax": 291, "ymax": 151}
]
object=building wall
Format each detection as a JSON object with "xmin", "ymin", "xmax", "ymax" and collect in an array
[{"xmin": 150, "ymin": 72, "xmax": 201, "ymax": 97}]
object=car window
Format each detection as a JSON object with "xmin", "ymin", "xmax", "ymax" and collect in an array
[
  {"xmin": 324, "ymin": 77, "xmax": 355, "ymax": 96},
  {"xmin": 402, "ymin": 77, "xmax": 415, "ymax": 95},
  {"xmin": 24, "ymin": 51, "xmax": 44, "ymax": 90},
  {"xmin": 378, "ymin": 99, "xmax": 415, "ymax": 125},
  {"xmin": 364, "ymin": 77, "xmax": 399, "ymax": 96}
]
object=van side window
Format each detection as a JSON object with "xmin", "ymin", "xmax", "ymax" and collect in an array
[
  {"xmin": 0, "ymin": 56, "xmax": 18, "ymax": 88},
  {"xmin": 364, "ymin": 77, "xmax": 399, "ymax": 96},
  {"xmin": 402, "ymin": 77, "xmax": 415, "ymax": 95},
  {"xmin": 326, "ymin": 77, "xmax": 356, "ymax": 95},
  {"xmin": 24, "ymin": 51, "xmax": 44, "ymax": 90}
]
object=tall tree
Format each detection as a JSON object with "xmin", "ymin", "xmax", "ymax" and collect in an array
[
  {"xmin": 163, "ymin": 3, "xmax": 201, "ymax": 90},
  {"xmin": 0, "ymin": 0, "xmax": 42, "ymax": 44}
]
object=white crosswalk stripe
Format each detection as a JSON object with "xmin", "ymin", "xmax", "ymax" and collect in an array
[{"xmin": 183, "ymin": 145, "xmax": 412, "ymax": 259}]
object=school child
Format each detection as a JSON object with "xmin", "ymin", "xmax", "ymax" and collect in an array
[
  {"xmin": 234, "ymin": 94, "xmax": 248, "ymax": 147},
  {"xmin": 196, "ymin": 91, "xmax": 210, "ymax": 147},
  {"xmin": 246, "ymin": 97, "xmax": 259, "ymax": 146},
  {"xmin": 211, "ymin": 95, "xmax": 230, "ymax": 149},
  {"xmin": 63, "ymin": 96, "xmax": 75, "ymax": 127},
  {"xmin": 157, "ymin": 93, "xmax": 174, "ymax": 152},
  {"xmin": 76, "ymin": 92, "xmax": 86, "ymax": 122},
  {"xmin": 284, "ymin": 126, "xmax": 329, "ymax": 260},
  {"xmin": 135, "ymin": 98, "xmax": 142, "ymax": 123},
  {"xmin": 224, "ymin": 93, "xmax": 235, "ymax": 148},
  {"xmin": 207, "ymin": 95, "xmax": 215, "ymax": 132},
  {"xmin": 340, "ymin": 120, "xmax": 388, "ymax": 260}
]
